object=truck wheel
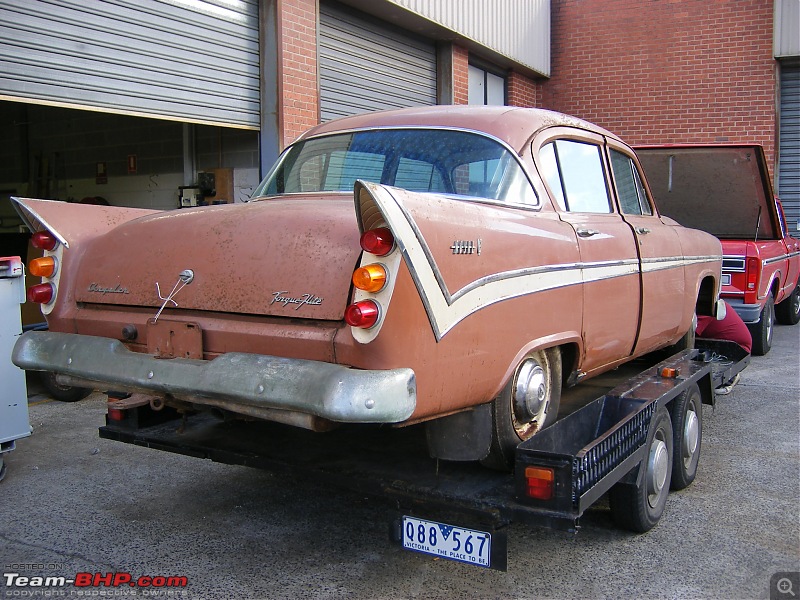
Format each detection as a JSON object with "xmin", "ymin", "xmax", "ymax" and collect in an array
[
  {"xmin": 41, "ymin": 371, "xmax": 93, "ymax": 402},
  {"xmin": 609, "ymin": 407, "xmax": 673, "ymax": 532},
  {"xmin": 748, "ymin": 294, "xmax": 774, "ymax": 356},
  {"xmin": 669, "ymin": 383, "xmax": 702, "ymax": 490},
  {"xmin": 480, "ymin": 348, "xmax": 562, "ymax": 471},
  {"xmin": 775, "ymin": 281, "xmax": 800, "ymax": 325}
]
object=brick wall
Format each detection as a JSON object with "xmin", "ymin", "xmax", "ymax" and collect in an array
[
  {"xmin": 507, "ymin": 71, "xmax": 542, "ymax": 107},
  {"xmin": 452, "ymin": 45, "xmax": 470, "ymax": 105},
  {"xmin": 542, "ymin": 0, "xmax": 777, "ymax": 172},
  {"xmin": 279, "ymin": 0, "xmax": 319, "ymax": 147}
]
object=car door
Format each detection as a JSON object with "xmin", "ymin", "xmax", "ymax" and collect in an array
[
  {"xmin": 606, "ymin": 142, "xmax": 685, "ymax": 354},
  {"xmin": 536, "ymin": 132, "xmax": 641, "ymax": 373}
]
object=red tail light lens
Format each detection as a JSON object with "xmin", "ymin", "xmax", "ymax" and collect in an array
[
  {"xmin": 27, "ymin": 283, "xmax": 55, "ymax": 304},
  {"xmin": 746, "ymin": 257, "xmax": 759, "ymax": 291},
  {"xmin": 524, "ymin": 466, "xmax": 555, "ymax": 501},
  {"xmin": 31, "ymin": 231, "xmax": 58, "ymax": 251},
  {"xmin": 352, "ymin": 264, "xmax": 387, "ymax": 293},
  {"xmin": 29, "ymin": 256, "xmax": 57, "ymax": 278},
  {"xmin": 360, "ymin": 228, "xmax": 395, "ymax": 256},
  {"xmin": 344, "ymin": 300, "xmax": 380, "ymax": 329}
]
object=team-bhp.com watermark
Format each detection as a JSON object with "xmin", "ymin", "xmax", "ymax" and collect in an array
[{"xmin": 3, "ymin": 569, "xmax": 188, "ymax": 597}]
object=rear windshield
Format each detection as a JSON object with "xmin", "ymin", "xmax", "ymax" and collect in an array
[{"xmin": 252, "ymin": 128, "xmax": 537, "ymax": 205}]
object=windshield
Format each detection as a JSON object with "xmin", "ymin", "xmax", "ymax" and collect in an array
[{"xmin": 252, "ymin": 128, "xmax": 537, "ymax": 205}]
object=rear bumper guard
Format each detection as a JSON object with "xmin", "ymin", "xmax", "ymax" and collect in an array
[{"xmin": 12, "ymin": 331, "xmax": 416, "ymax": 423}]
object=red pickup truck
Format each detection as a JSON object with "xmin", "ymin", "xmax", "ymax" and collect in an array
[{"xmin": 636, "ymin": 145, "xmax": 800, "ymax": 355}]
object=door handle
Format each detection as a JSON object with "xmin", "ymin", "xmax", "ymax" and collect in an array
[
  {"xmin": 577, "ymin": 228, "xmax": 601, "ymax": 238},
  {"xmin": 635, "ymin": 227, "xmax": 651, "ymax": 235}
]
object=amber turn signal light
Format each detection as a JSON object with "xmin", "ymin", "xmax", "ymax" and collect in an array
[
  {"xmin": 344, "ymin": 300, "xmax": 380, "ymax": 329},
  {"xmin": 352, "ymin": 263, "xmax": 387, "ymax": 293},
  {"xmin": 29, "ymin": 256, "xmax": 57, "ymax": 278},
  {"xmin": 360, "ymin": 227, "xmax": 395, "ymax": 256},
  {"xmin": 524, "ymin": 466, "xmax": 555, "ymax": 501}
]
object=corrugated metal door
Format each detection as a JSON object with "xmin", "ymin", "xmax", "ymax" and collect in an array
[
  {"xmin": 0, "ymin": 0, "xmax": 259, "ymax": 129},
  {"xmin": 779, "ymin": 63, "xmax": 800, "ymax": 236},
  {"xmin": 319, "ymin": 2, "xmax": 437, "ymax": 122}
]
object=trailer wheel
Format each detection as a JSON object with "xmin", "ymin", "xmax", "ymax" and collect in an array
[
  {"xmin": 480, "ymin": 348, "xmax": 561, "ymax": 471},
  {"xmin": 748, "ymin": 294, "xmax": 774, "ymax": 356},
  {"xmin": 775, "ymin": 279, "xmax": 800, "ymax": 325},
  {"xmin": 609, "ymin": 407, "xmax": 673, "ymax": 532},
  {"xmin": 41, "ymin": 371, "xmax": 92, "ymax": 402},
  {"xmin": 669, "ymin": 382, "xmax": 702, "ymax": 490}
]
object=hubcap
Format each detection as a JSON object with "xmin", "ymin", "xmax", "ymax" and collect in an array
[
  {"xmin": 647, "ymin": 437, "xmax": 669, "ymax": 508},
  {"xmin": 766, "ymin": 304, "xmax": 774, "ymax": 344},
  {"xmin": 512, "ymin": 358, "xmax": 548, "ymax": 437},
  {"xmin": 792, "ymin": 292, "xmax": 800, "ymax": 318},
  {"xmin": 683, "ymin": 409, "xmax": 699, "ymax": 468}
]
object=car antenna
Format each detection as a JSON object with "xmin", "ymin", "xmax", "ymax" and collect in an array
[{"xmin": 754, "ymin": 204, "xmax": 762, "ymax": 243}]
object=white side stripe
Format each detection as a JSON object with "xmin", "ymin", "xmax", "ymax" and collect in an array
[{"xmin": 363, "ymin": 183, "xmax": 718, "ymax": 341}]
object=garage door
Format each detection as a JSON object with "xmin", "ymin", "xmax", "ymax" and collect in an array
[
  {"xmin": 779, "ymin": 62, "xmax": 800, "ymax": 236},
  {"xmin": 0, "ymin": 0, "xmax": 260, "ymax": 129},
  {"xmin": 319, "ymin": 2, "xmax": 437, "ymax": 122}
]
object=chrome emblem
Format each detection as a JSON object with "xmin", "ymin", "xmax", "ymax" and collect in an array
[
  {"xmin": 153, "ymin": 269, "xmax": 194, "ymax": 323},
  {"xmin": 270, "ymin": 291, "xmax": 323, "ymax": 310},
  {"xmin": 451, "ymin": 239, "xmax": 482, "ymax": 255},
  {"xmin": 88, "ymin": 283, "xmax": 129, "ymax": 295}
]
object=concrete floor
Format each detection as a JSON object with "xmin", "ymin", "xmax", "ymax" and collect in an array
[{"xmin": 1, "ymin": 324, "xmax": 798, "ymax": 600}]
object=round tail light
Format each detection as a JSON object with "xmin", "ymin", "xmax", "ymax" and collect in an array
[
  {"xmin": 345, "ymin": 300, "xmax": 380, "ymax": 329},
  {"xmin": 31, "ymin": 231, "xmax": 59, "ymax": 251},
  {"xmin": 29, "ymin": 256, "xmax": 57, "ymax": 278},
  {"xmin": 27, "ymin": 283, "xmax": 55, "ymax": 304},
  {"xmin": 360, "ymin": 228, "xmax": 395, "ymax": 256}
]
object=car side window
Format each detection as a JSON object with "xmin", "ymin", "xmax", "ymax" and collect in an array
[
  {"xmin": 610, "ymin": 149, "xmax": 653, "ymax": 215},
  {"xmin": 539, "ymin": 140, "xmax": 611, "ymax": 213}
]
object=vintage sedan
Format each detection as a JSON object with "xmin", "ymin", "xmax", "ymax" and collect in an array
[{"xmin": 12, "ymin": 106, "xmax": 724, "ymax": 468}]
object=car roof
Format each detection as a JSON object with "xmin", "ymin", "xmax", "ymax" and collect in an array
[{"xmin": 295, "ymin": 105, "xmax": 621, "ymax": 153}]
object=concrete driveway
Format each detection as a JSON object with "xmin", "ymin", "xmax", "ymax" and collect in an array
[{"xmin": 1, "ymin": 324, "xmax": 798, "ymax": 600}]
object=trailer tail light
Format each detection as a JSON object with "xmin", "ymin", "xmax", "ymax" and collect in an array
[
  {"xmin": 352, "ymin": 263, "xmax": 387, "ymax": 293},
  {"xmin": 31, "ymin": 231, "xmax": 59, "ymax": 251},
  {"xmin": 27, "ymin": 282, "xmax": 55, "ymax": 304},
  {"xmin": 344, "ymin": 300, "xmax": 380, "ymax": 329},
  {"xmin": 29, "ymin": 256, "xmax": 57, "ymax": 278},
  {"xmin": 107, "ymin": 408, "xmax": 125, "ymax": 421},
  {"xmin": 360, "ymin": 227, "xmax": 395, "ymax": 256},
  {"xmin": 524, "ymin": 466, "xmax": 555, "ymax": 501}
]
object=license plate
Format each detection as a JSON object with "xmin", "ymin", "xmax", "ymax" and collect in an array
[
  {"xmin": 401, "ymin": 516, "xmax": 491, "ymax": 567},
  {"xmin": 722, "ymin": 274, "xmax": 731, "ymax": 286}
]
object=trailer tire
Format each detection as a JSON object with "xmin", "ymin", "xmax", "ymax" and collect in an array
[
  {"xmin": 748, "ymin": 294, "xmax": 774, "ymax": 356},
  {"xmin": 609, "ymin": 407, "xmax": 673, "ymax": 532},
  {"xmin": 775, "ymin": 279, "xmax": 800, "ymax": 325},
  {"xmin": 669, "ymin": 382, "xmax": 702, "ymax": 490},
  {"xmin": 480, "ymin": 348, "xmax": 561, "ymax": 471},
  {"xmin": 41, "ymin": 371, "xmax": 93, "ymax": 403}
]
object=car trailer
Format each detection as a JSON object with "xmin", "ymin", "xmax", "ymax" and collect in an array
[{"xmin": 98, "ymin": 340, "xmax": 748, "ymax": 571}]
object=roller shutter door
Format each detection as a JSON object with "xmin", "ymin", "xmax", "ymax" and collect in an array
[
  {"xmin": 0, "ymin": 0, "xmax": 260, "ymax": 129},
  {"xmin": 779, "ymin": 63, "xmax": 800, "ymax": 236},
  {"xmin": 319, "ymin": 2, "xmax": 437, "ymax": 122}
]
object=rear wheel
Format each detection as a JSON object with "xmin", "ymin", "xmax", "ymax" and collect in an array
[
  {"xmin": 775, "ymin": 280, "xmax": 800, "ymax": 325},
  {"xmin": 609, "ymin": 407, "xmax": 673, "ymax": 532},
  {"xmin": 669, "ymin": 383, "xmax": 702, "ymax": 490},
  {"xmin": 480, "ymin": 348, "xmax": 562, "ymax": 471},
  {"xmin": 748, "ymin": 294, "xmax": 774, "ymax": 356},
  {"xmin": 41, "ymin": 371, "xmax": 92, "ymax": 402}
]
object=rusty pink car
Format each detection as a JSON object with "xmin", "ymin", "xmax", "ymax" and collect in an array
[{"xmin": 12, "ymin": 106, "xmax": 725, "ymax": 468}]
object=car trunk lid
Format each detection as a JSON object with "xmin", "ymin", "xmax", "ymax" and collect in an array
[{"xmin": 72, "ymin": 197, "xmax": 360, "ymax": 321}]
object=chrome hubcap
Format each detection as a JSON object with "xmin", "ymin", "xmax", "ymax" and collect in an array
[
  {"xmin": 647, "ymin": 437, "xmax": 669, "ymax": 508},
  {"xmin": 512, "ymin": 358, "xmax": 549, "ymax": 439},
  {"xmin": 683, "ymin": 409, "xmax": 699, "ymax": 468}
]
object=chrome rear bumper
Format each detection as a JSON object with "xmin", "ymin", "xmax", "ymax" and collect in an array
[{"xmin": 13, "ymin": 331, "xmax": 416, "ymax": 424}]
